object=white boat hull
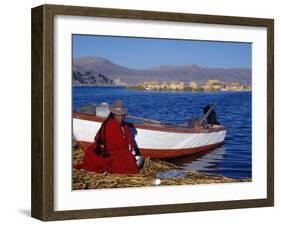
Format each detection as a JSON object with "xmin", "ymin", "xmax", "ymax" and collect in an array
[{"xmin": 73, "ymin": 113, "xmax": 226, "ymax": 158}]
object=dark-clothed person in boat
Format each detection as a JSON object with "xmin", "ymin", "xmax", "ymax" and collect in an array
[
  {"xmin": 203, "ymin": 104, "xmax": 220, "ymax": 126},
  {"xmin": 75, "ymin": 101, "xmax": 139, "ymax": 174}
]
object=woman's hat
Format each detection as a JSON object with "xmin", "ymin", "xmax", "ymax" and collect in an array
[{"xmin": 109, "ymin": 100, "xmax": 128, "ymax": 115}]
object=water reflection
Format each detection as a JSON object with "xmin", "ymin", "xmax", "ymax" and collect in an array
[{"xmin": 168, "ymin": 146, "xmax": 227, "ymax": 173}]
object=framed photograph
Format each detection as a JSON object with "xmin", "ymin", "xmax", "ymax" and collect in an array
[{"xmin": 31, "ymin": 4, "xmax": 274, "ymax": 221}]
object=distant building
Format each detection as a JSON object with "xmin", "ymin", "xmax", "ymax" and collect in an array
[
  {"xmin": 134, "ymin": 79, "xmax": 250, "ymax": 92},
  {"xmin": 206, "ymin": 80, "xmax": 224, "ymax": 90},
  {"xmin": 226, "ymin": 82, "xmax": 244, "ymax": 91},
  {"xmin": 206, "ymin": 80, "xmax": 221, "ymax": 86},
  {"xmin": 177, "ymin": 82, "xmax": 184, "ymax": 90},
  {"xmin": 189, "ymin": 82, "xmax": 198, "ymax": 89},
  {"xmin": 160, "ymin": 82, "xmax": 169, "ymax": 89},
  {"xmin": 139, "ymin": 81, "xmax": 184, "ymax": 90}
]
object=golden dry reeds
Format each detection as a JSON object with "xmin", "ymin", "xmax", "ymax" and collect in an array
[{"xmin": 72, "ymin": 146, "xmax": 250, "ymax": 190}]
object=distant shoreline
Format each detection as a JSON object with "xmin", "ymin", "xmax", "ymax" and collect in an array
[
  {"xmin": 73, "ymin": 84, "xmax": 125, "ymax": 88},
  {"xmin": 73, "ymin": 85, "xmax": 252, "ymax": 93},
  {"xmin": 126, "ymin": 88, "xmax": 252, "ymax": 93}
]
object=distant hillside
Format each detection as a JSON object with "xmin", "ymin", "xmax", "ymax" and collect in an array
[
  {"xmin": 73, "ymin": 70, "xmax": 114, "ymax": 86},
  {"xmin": 73, "ymin": 56, "xmax": 252, "ymax": 86}
]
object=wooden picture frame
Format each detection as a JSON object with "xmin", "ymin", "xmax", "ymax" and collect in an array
[{"xmin": 31, "ymin": 4, "xmax": 274, "ymax": 221}]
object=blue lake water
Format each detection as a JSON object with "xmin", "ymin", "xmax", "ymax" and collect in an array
[{"xmin": 73, "ymin": 86, "xmax": 252, "ymax": 179}]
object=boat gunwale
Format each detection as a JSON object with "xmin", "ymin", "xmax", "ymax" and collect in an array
[
  {"xmin": 72, "ymin": 112, "xmax": 227, "ymax": 134},
  {"xmin": 76, "ymin": 140, "xmax": 225, "ymax": 159}
]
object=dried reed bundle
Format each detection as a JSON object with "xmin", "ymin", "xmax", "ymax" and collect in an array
[{"xmin": 72, "ymin": 146, "xmax": 250, "ymax": 190}]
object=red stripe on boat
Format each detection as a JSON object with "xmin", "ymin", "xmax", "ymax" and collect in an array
[
  {"xmin": 139, "ymin": 141, "xmax": 224, "ymax": 158},
  {"xmin": 76, "ymin": 141, "xmax": 224, "ymax": 159}
]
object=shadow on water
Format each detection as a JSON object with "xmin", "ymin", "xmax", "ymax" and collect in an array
[
  {"xmin": 167, "ymin": 146, "xmax": 227, "ymax": 172},
  {"xmin": 166, "ymin": 146, "xmax": 251, "ymax": 179}
]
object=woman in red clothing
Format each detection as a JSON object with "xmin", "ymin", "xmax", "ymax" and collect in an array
[{"xmin": 77, "ymin": 101, "xmax": 139, "ymax": 174}]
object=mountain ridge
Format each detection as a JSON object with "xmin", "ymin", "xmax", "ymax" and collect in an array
[{"xmin": 73, "ymin": 56, "xmax": 251, "ymax": 86}]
